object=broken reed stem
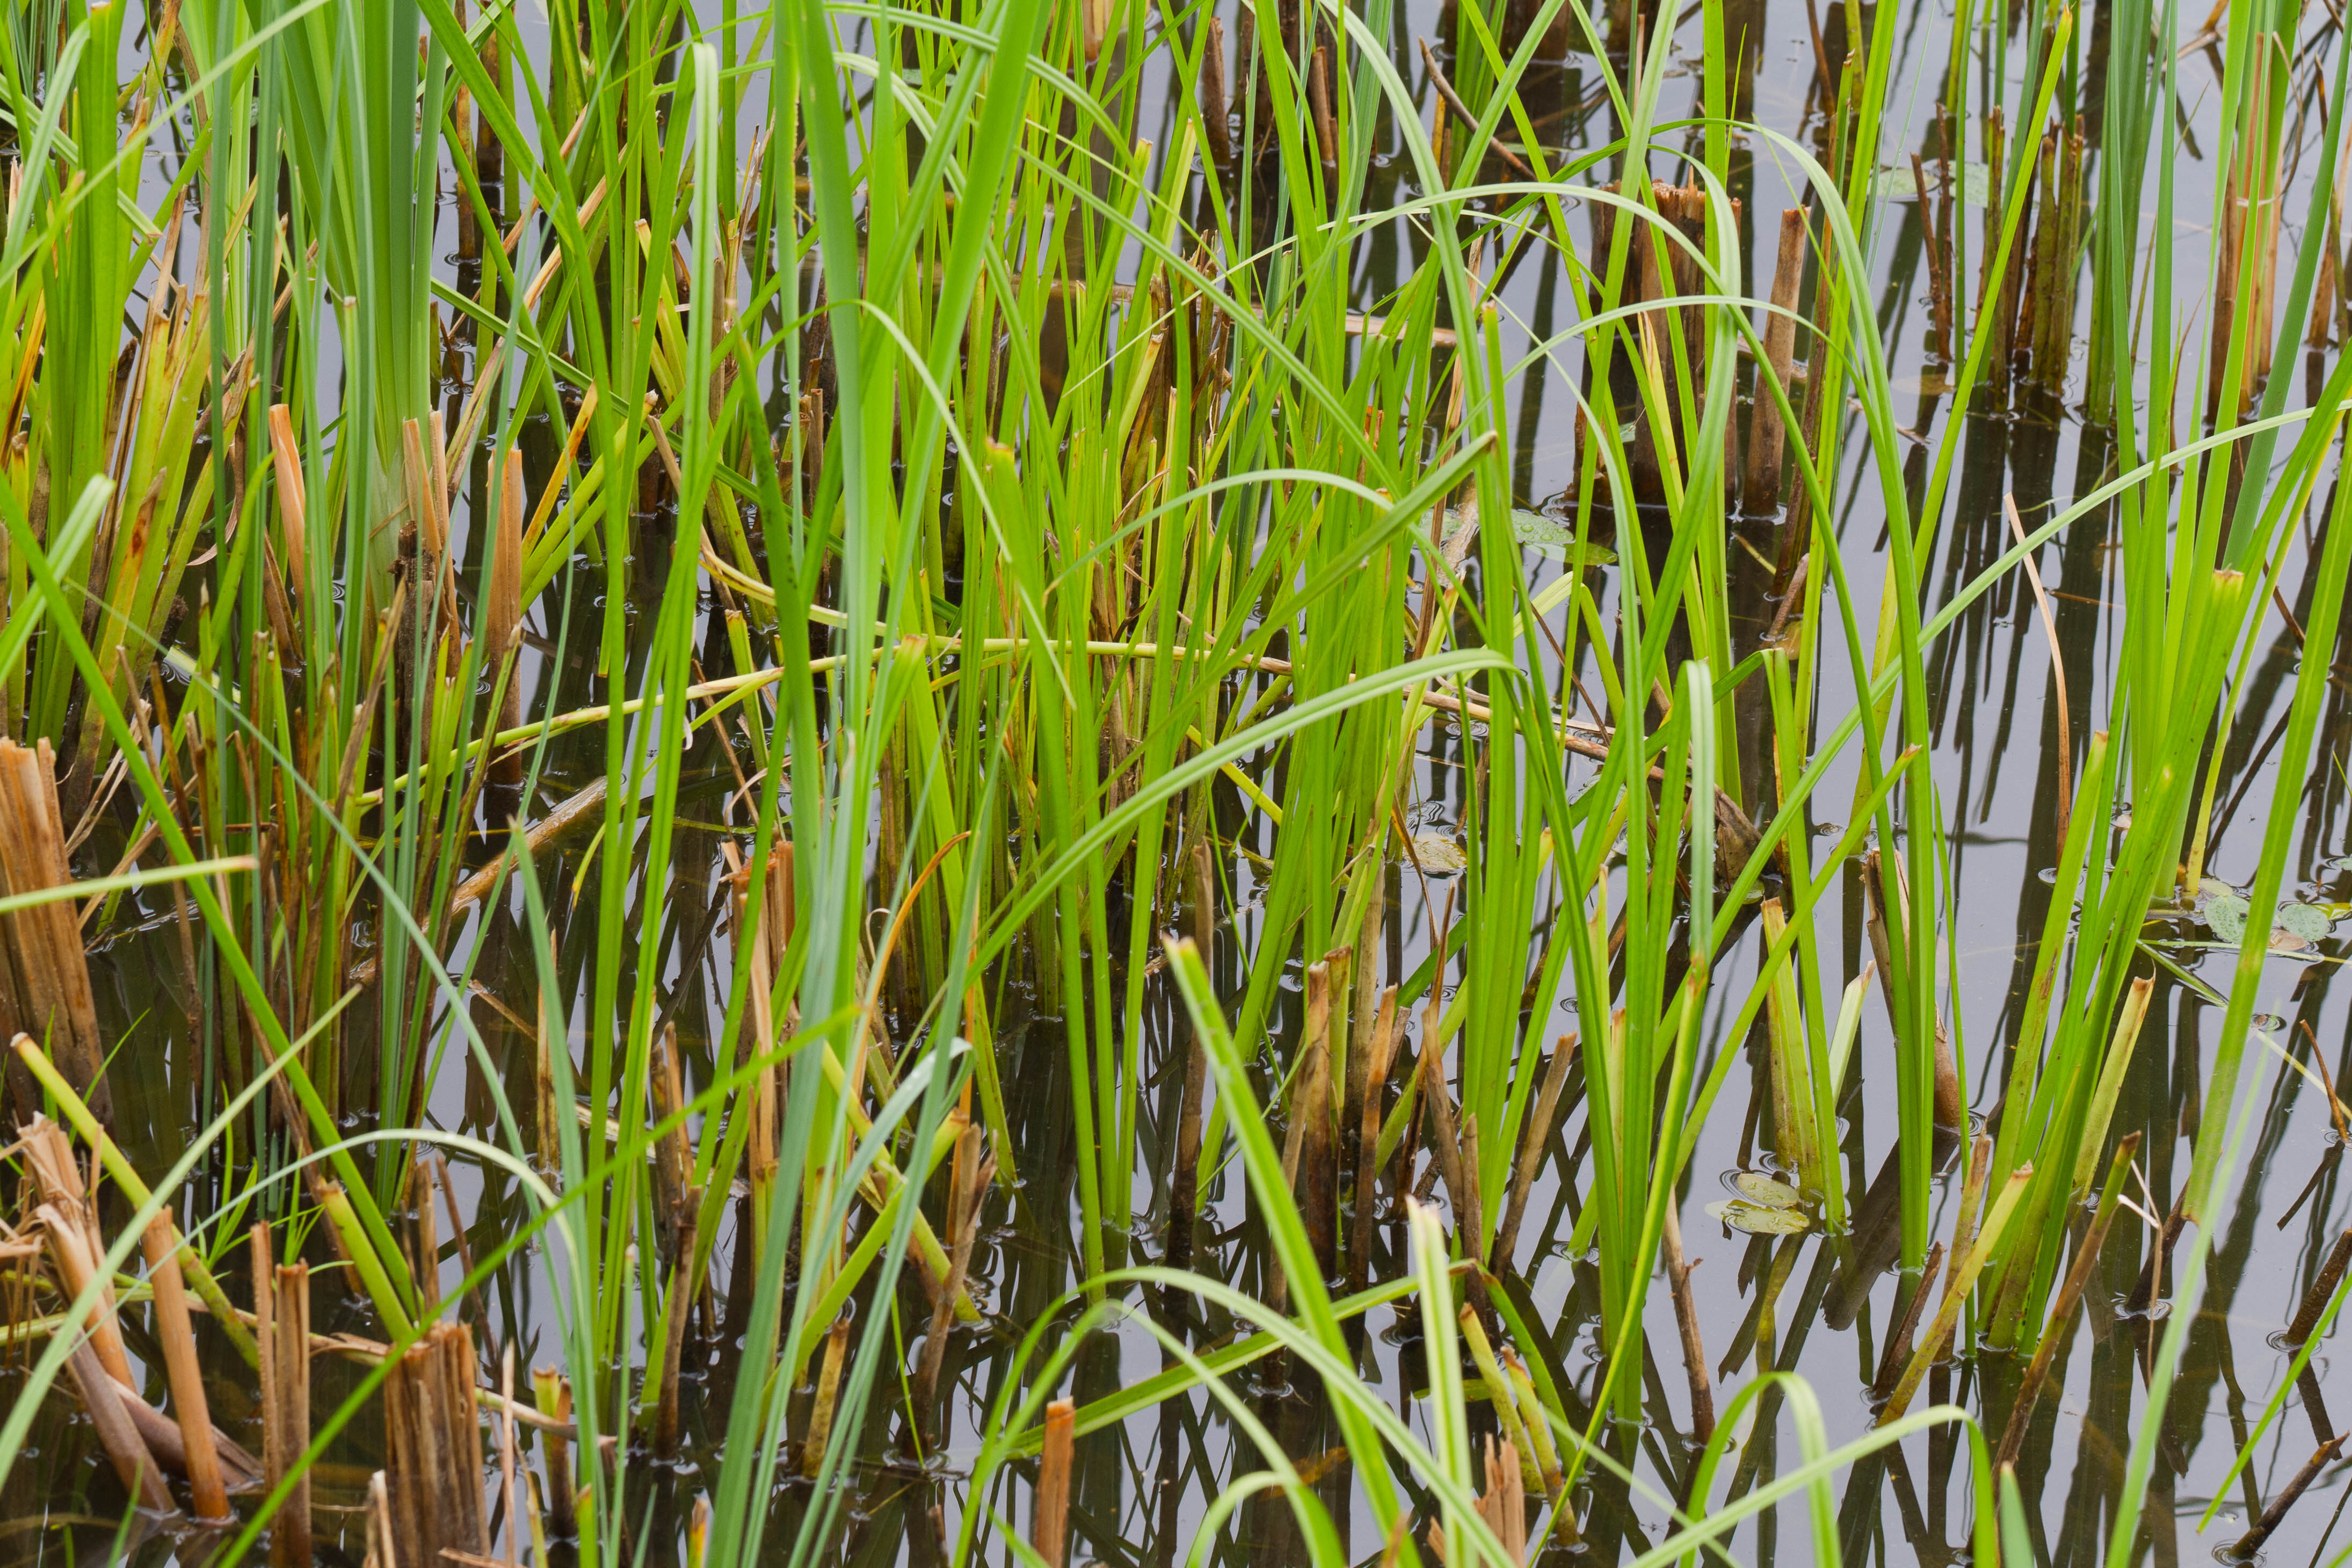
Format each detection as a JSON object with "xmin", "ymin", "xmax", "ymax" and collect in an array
[
  {"xmin": 265, "ymin": 1250, "xmax": 314, "ymax": 1568},
  {"xmin": 2234, "ymin": 1433, "xmax": 2350, "ymax": 1557},
  {"xmin": 385, "ymin": 1322, "xmax": 488, "ymax": 1568},
  {"xmin": 1871, "ymin": 1242, "xmax": 1947, "ymax": 1402},
  {"xmin": 1661, "ymin": 1199, "xmax": 1716, "ymax": 1448},
  {"xmin": 1479, "ymin": 1436, "xmax": 1528, "ymax": 1567},
  {"xmin": 1494, "ymin": 1035, "xmax": 1577, "ymax": 1266},
  {"xmin": 65, "ymin": 1337, "xmax": 171, "ymax": 1512},
  {"xmin": 366, "ymin": 1471, "xmax": 397, "ymax": 1568},
  {"xmin": 1306, "ymin": 47, "xmax": 1338, "ymax": 170},
  {"xmin": 498, "ymin": 1347, "xmax": 521, "ymax": 1568},
  {"xmin": 1978, "ymin": 107, "xmax": 2023, "ymax": 404},
  {"xmin": 1912, "ymin": 156, "xmax": 1952, "ymax": 363},
  {"xmin": 1879, "ymin": 1167, "xmax": 2033, "ymax": 1424},
  {"xmin": 651, "ymin": 1021, "xmax": 692, "ymax": 1272},
  {"xmin": 919, "ymin": 1107, "xmax": 991, "ymax": 1424},
  {"xmin": 2287, "ymin": 1228, "xmax": 2352, "ymax": 1347},
  {"xmin": 1232, "ymin": 3, "xmax": 1259, "ymax": 158},
  {"xmin": 1745, "ymin": 208, "xmax": 1806, "ymax": 516},
  {"xmin": 651, "ymin": 1187, "xmax": 700, "ymax": 1462},
  {"xmin": 1198, "ymin": 18, "xmax": 1233, "ymax": 166},
  {"xmin": 1350, "ymin": 985, "xmax": 1399, "ymax": 1291},
  {"xmin": 488, "ymin": 448, "xmax": 526, "ymax": 794},
  {"xmin": 351, "ymin": 778, "xmax": 609, "ymax": 987},
  {"xmin": 114, "ymin": 1374, "xmax": 261, "ymax": 1488},
  {"xmin": 1419, "ymin": 996, "xmax": 1475, "ymax": 1244},
  {"xmin": 802, "ymin": 1315, "xmax": 850, "ymax": 1477},
  {"xmin": 1414, "ymin": 37, "xmax": 1536, "ymax": 183},
  {"xmin": 1281, "ymin": 954, "xmax": 1339, "ymax": 1276},
  {"xmin": 2019, "ymin": 117, "xmax": 2086, "ymax": 396},
  {"xmin": 1459, "ymin": 1307, "xmax": 1542, "ymax": 1495},
  {"xmin": 1938, "ymin": 1135, "xmax": 1996, "ymax": 1347},
  {"xmin": 534, "ymin": 1369, "xmax": 575, "ymax": 1540},
  {"xmin": 451, "ymin": 0, "xmax": 477, "ymax": 260},
  {"xmin": 143, "ymin": 1214, "xmax": 230, "ymax": 1520},
  {"xmin": 1995, "ymin": 1133, "xmax": 2140, "ymax": 1467},
  {"xmin": 413, "ymin": 1156, "xmax": 442, "ymax": 1320},
  {"xmin": 37, "ymin": 1202, "xmax": 133, "ymax": 1386},
  {"xmin": 1460, "ymin": 1115, "xmax": 1488, "ymax": 1278},
  {"xmin": 2046, "ymin": 117, "xmax": 2086, "ymax": 391},
  {"xmin": 0, "ymin": 738, "xmax": 110, "ymax": 1124},
  {"xmin": 1036, "ymin": 1397, "xmax": 1075, "ymax": 1568}
]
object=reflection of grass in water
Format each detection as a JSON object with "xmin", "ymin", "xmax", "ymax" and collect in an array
[{"xmin": 0, "ymin": 0, "xmax": 2346, "ymax": 1560}]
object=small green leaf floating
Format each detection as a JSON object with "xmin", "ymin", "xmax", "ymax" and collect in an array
[
  {"xmin": 2204, "ymin": 893, "xmax": 2249, "ymax": 944},
  {"xmin": 1708, "ymin": 1172, "xmax": 1809, "ymax": 1234},
  {"xmin": 1511, "ymin": 509, "xmax": 1617, "ymax": 567},
  {"xmin": 1707, "ymin": 1199, "xmax": 1810, "ymax": 1235},
  {"xmin": 2276, "ymin": 902, "xmax": 2332, "ymax": 946},
  {"xmin": 2197, "ymin": 884, "xmax": 2335, "ymax": 950},
  {"xmin": 1734, "ymin": 1172, "xmax": 1802, "ymax": 1207},
  {"xmin": 1403, "ymin": 831, "xmax": 1468, "ymax": 875}
]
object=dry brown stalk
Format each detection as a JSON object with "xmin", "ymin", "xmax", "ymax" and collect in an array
[
  {"xmin": 2287, "ymin": 1226, "xmax": 2352, "ymax": 1349},
  {"xmin": 1870, "ymin": 1242, "xmax": 1947, "ymax": 1402},
  {"xmin": 1977, "ymin": 108, "xmax": 2022, "ymax": 404},
  {"xmin": 1661, "ymin": 1199, "xmax": 1716, "ymax": 1448},
  {"xmin": 497, "ymin": 1348, "xmax": 522, "ymax": 1568},
  {"xmin": 1413, "ymin": 39, "xmax": 1535, "ymax": 183},
  {"xmin": 651, "ymin": 1187, "xmax": 699, "ymax": 1462},
  {"xmin": 1349, "ymin": 984, "xmax": 1399, "ymax": 1291},
  {"xmin": 803, "ymin": 1314, "xmax": 850, "ymax": 1477},
  {"xmin": 2234, "ymin": 1433, "xmax": 2349, "ymax": 1557},
  {"xmin": 651, "ymin": 1022, "xmax": 691, "ymax": 1270},
  {"xmin": 413, "ymin": 1157, "xmax": 443, "ymax": 1320},
  {"xmin": 487, "ymin": 448, "xmax": 526, "ymax": 793},
  {"xmin": 115, "ymin": 1379, "xmax": 260, "ymax": 1489},
  {"xmin": 364, "ymin": 1470, "xmax": 396, "ymax": 1568},
  {"xmin": 259, "ymin": 1241, "xmax": 313, "ymax": 1568},
  {"xmin": 36, "ymin": 1202, "xmax": 132, "ymax": 1386},
  {"xmin": 741, "ymin": 843, "xmax": 793, "ymax": 1204},
  {"xmin": 1418, "ymin": 996, "xmax": 1473, "ymax": 1244},
  {"xmin": 1036, "ymin": 1397, "xmax": 1075, "ymax": 1568},
  {"xmin": 1995, "ymin": 1134, "xmax": 2141, "ymax": 1467},
  {"xmin": 1744, "ymin": 208, "xmax": 1807, "ymax": 515},
  {"xmin": 1494, "ymin": 1035, "xmax": 1577, "ymax": 1267},
  {"xmin": 1587, "ymin": 179, "xmax": 1742, "ymax": 505},
  {"xmin": 1460, "ymin": 1114, "xmax": 1486, "ymax": 1272},
  {"xmin": 0, "ymin": 738, "xmax": 108, "ymax": 1124},
  {"xmin": 1479, "ymin": 1436, "xmax": 1527, "ymax": 1566},
  {"xmin": 142, "ymin": 1214, "xmax": 229, "ymax": 1519},
  {"xmin": 1306, "ymin": 47, "xmax": 1338, "ymax": 170},
  {"xmin": 918, "ymin": 1101, "xmax": 992, "ymax": 1421},
  {"xmin": 398, "ymin": 418, "xmax": 464, "ymax": 656},
  {"xmin": 1281, "ymin": 954, "xmax": 1340, "ymax": 1275},
  {"xmin": 1199, "ymin": 19, "xmax": 1232, "ymax": 166},
  {"xmin": 1907, "ymin": 156, "xmax": 1952, "ymax": 362},
  {"xmin": 64, "ymin": 1337, "xmax": 171, "ymax": 1512}
]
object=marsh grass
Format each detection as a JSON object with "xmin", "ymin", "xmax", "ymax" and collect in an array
[{"xmin": 0, "ymin": 0, "xmax": 2350, "ymax": 1563}]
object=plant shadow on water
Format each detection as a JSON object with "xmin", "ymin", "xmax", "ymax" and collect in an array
[{"xmin": 3, "ymin": 0, "xmax": 2352, "ymax": 1563}]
